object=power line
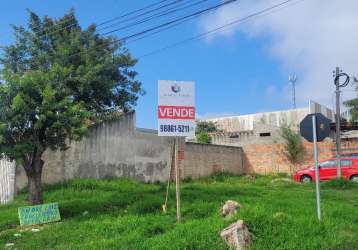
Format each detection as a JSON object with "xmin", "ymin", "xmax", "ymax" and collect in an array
[
  {"xmin": 1, "ymin": 0, "xmax": 233, "ymax": 64},
  {"xmin": 97, "ymin": 0, "xmax": 173, "ymax": 27},
  {"xmin": 103, "ymin": 0, "xmax": 237, "ymax": 37},
  {"xmin": 125, "ymin": 0, "xmax": 304, "ymax": 46},
  {"xmin": 125, "ymin": 13, "xmax": 202, "ymax": 45},
  {"xmin": 137, "ymin": 0, "xmax": 304, "ymax": 59},
  {"xmin": 125, "ymin": 0, "xmax": 302, "ymax": 49},
  {"xmin": 3, "ymin": 0, "xmax": 303, "ymax": 67},
  {"xmin": 98, "ymin": 0, "xmax": 211, "ymax": 34},
  {"xmin": 124, "ymin": 0, "xmax": 226, "ymax": 45},
  {"xmin": 63, "ymin": 0, "xmax": 236, "ymax": 60},
  {"xmin": 20, "ymin": 0, "xmax": 175, "ymax": 42},
  {"xmin": 98, "ymin": 0, "xmax": 190, "ymax": 32},
  {"xmin": 4, "ymin": 0, "xmax": 213, "ymax": 56},
  {"xmin": 24, "ymin": 0, "xmax": 206, "ymax": 48}
]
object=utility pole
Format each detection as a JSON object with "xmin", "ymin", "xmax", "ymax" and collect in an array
[
  {"xmin": 289, "ymin": 74, "xmax": 297, "ymax": 109},
  {"xmin": 334, "ymin": 67, "xmax": 342, "ymax": 178},
  {"xmin": 333, "ymin": 67, "xmax": 358, "ymax": 177}
]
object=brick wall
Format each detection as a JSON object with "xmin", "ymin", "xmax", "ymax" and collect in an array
[
  {"xmin": 243, "ymin": 139, "xmax": 358, "ymax": 174},
  {"xmin": 183, "ymin": 142, "xmax": 244, "ymax": 179}
]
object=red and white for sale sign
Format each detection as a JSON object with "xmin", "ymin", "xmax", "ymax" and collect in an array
[{"xmin": 158, "ymin": 80, "xmax": 195, "ymax": 137}]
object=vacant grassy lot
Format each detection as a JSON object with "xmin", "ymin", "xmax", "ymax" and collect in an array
[{"xmin": 0, "ymin": 174, "xmax": 357, "ymax": 250}]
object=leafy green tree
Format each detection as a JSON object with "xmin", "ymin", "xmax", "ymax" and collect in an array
[
  {"xmin": 195, "ymin": 121, "xmax": 217, "ymax": 134},
  {"xmin": 0, "ymin": 10, "xmax": 144, "ymax": 204},
  {"xmin": 195, "ymin": 121, "xmax": 218, "ymax": 144},
  {"xmin": 344, "ymin": 98, "xmax": 358, "ymax": 122},
  {"xmin": 281, "ymin": 126, "xmax": 304, "ymax": 171},
  {"xmin": 196, "ymin": 132, "xmax": 212, "ymax": 144}
]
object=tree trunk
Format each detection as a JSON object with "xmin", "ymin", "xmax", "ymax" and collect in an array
[
  {"xmin": 27, "ymin": 171, "xmax": 43, "ymax": 205},
  {"xmin": 24, "ymin": 147, "xmax": 45, "ymax": 205}
]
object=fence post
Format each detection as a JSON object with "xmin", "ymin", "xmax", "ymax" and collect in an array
[{"xmin": 0, "ymin": 159, "xmax": 16, "ymax": 205}]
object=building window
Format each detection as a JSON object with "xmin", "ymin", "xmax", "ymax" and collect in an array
[{"xmin": 259, "ymin": 132, "xmax": 271, "ymax": 137}]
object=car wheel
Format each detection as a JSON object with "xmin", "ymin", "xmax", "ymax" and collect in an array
[
  {"xmin": 300, "ymin": 175, "xmax": 312, "ymax": 183},
  {"xmin": 350, "ymin": 175, "xmax": 358, "ymax": 183}
]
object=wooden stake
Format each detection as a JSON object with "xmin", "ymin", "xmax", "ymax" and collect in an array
[
  {"xmin": 175, "ymin": 137, "xmax": 181, "ymax": 223},
  {"xmin": 162, "ymin": 140, "xmax": 175, "ymax": 213}
]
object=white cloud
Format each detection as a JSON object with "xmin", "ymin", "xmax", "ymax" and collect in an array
[{"xmin": 199, "ymin": 0, "xmax": 358, "ymax": 109}]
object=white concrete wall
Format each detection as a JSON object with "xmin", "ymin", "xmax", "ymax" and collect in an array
[
  {"xmin": 206, "ymin": 108, "xmax": 309, "ymax": 132},
  {"xmin": 13, "ymin": 112, "xmax": 245, "ymax": 192},
  {"xmin": 15, "ymin": 112, "xmax": 175, "ymax": 191},
  {"xmin": 309, "ymin": 100, "xmax": 335, "ymax": 121},
  {"xmin": 205, "ymin": 101, "xmax": 335, "ymax": 133},
  {"xmin": 0, "ymin": 159, "xmax": 16, "ymax": 204},
  {"xmin": 205, "ymin": 101, "xmax": 335, "ymax": 147}
]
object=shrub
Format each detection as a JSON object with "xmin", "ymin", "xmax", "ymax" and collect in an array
[
  {"xmin": 281, "ymin": 126, "xmax": 304, "ymax": 172},
  {"xmin": 322, "ymin": 178, "xmax": 356, "ymax": 189},
  {"xmin": 196, "ymin": 132, "xmax": 212, "ymax": 144}
]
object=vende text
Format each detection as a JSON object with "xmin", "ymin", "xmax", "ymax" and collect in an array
[{"xmin": 158, "ymin": 106, "xmax": 195, "ymax": 120}]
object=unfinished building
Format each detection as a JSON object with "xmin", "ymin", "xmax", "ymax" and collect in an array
[{"xmin": 204, "ymin": 100, "xmax": 335, "ymax": 147}]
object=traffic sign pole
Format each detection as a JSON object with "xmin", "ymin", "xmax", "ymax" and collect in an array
[
  {"xmin": 312, "ymin": 115, "xmax": 322, "ymax": 221},
  {"xmin": 299, "ymin": 113, "xmax": 331, "ymax": 143},
  {"xmin": 300, "ymin": 113, "xmax": 328, "ymax": 222}
]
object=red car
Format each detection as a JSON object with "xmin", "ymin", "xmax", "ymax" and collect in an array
[{"xmin": 293, "ymin": 157, "xmax": 358, "ymax": 183}]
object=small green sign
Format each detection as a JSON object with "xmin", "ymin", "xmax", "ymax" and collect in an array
[{"xmin": 18, "ymin": 202, "xmax": 61, "ymax": 226}]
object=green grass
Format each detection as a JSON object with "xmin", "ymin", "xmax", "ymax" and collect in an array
[{"xmin": 0, "ymin": 174, "xmax": 357, "ymax": 250}]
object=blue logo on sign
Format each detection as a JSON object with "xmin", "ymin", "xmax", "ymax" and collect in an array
[{"xmin": 171, "ymin": 84, "xmax": 181, "ymax": 93}]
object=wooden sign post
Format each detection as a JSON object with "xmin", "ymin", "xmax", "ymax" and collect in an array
[
  {"xmin": 158, "ymin": 80, "xmax": 195, "ymax": 223},
  {"xmin": 175, "ymin": 137, "xmax": 181, "ymax": 222}
]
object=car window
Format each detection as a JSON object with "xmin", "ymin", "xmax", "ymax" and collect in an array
[
  {"xmin": 320, "ymin": 160, "xmax": 336, "ymax": 168},
  {"xmin": 341, "ymin": 160, "xmax": 352, "ymax": 167}
]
